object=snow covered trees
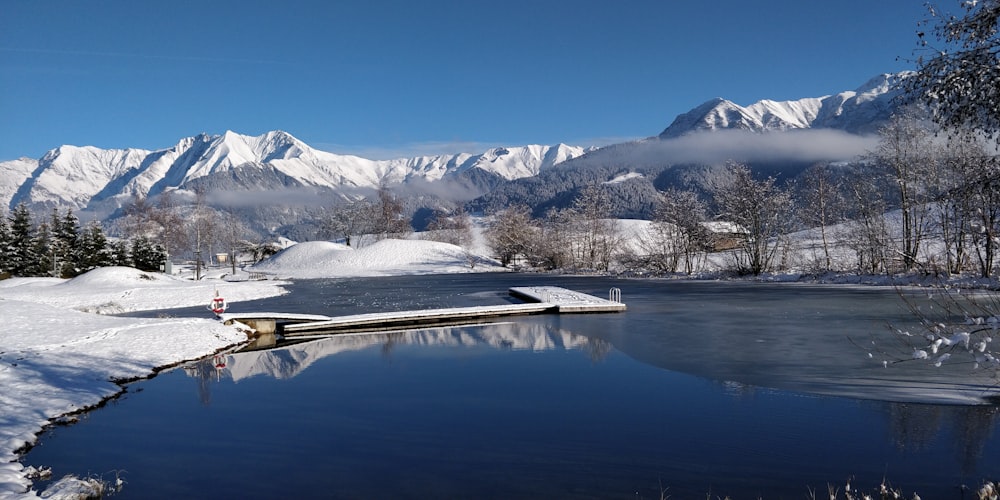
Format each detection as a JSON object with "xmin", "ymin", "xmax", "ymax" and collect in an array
[
  {"xmin": 130, "ymin": 235, "xmax": 167, "ymax": 272},
  {"xmin": 322, "ymin": 186, "xmax": 412, "ymax": 247},
  {"xmin": 424, "ymin": 207, "xmax": 474, "ymax": 248},
  {"xmin": 907, "ymin": 0, "xmax": 1000, "ymax": 136},
  {"xmin": 485, "ymin": 204, "xmax": 534, "ymax": 267},
  {"xmin": 795, "ymin": 164, "xmax": 847, "ymax": 271},
  {"xmin": 645, "ymin": 188, "xmax": 712, "ymax": 274},
  {"xmin": 563, "ymin": 184, "xmax": 621, "ymax": 271},
  {"xmin": 487, "ymin": 195, "xmax": 624, "ymax": 272},
  {"xmin": 6, "ymin": 204, "xmax": 35, "ymax": 276},
  {"xmin": 930, "ymin": 130, "xmax": 1000, "ymax": 277},
  {"xmin": 372, "ymin": 186, "xmax": 412, "ymax": 240},
  {"xmin": 710, "ymin": 162, "xmax": 794, "ymax": 275},
  {"xmin": 0, "ymin": 204, "xmax": 159, "ymax": 278},
  {"xmin": 869, "ymin": 108, "xmax": 938, "ymax": 271},
  {"xmin": 323, "ymin": 199, "xmax": 374, "ymax": 247}
]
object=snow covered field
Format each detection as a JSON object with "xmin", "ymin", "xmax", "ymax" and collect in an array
[{"xmin": 0, "ymin": 239, "xmax": 502, "ymax": 499}]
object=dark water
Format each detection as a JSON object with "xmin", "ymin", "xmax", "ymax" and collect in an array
[{"xmin": 24, "ymin": 275, "xmax": 1000, "ymax": 498}]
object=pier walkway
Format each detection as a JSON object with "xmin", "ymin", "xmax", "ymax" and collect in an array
[{"xmin": 221, "ymin": 286, "xmax": 625, "ymax": 337}]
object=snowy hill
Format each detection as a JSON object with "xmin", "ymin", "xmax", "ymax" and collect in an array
[
  {"xmin": 0, "ymin": 131, "xmax": 589, "ymax": 214},
  {"xmin": 659, "ymin": 73, "xmax": 907, "ymax": 138},
  {"xmin": 248, "ymin": 238, "xmax": 502, "ymax": 279}
]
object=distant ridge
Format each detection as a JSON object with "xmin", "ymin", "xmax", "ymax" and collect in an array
[
  {"xmin": 659, "ymin": 73, "xmax": 907, "ymax": 138},
  {"xmin": 1, "ymin": 130, "xmax": 591, "ymax": 214}
]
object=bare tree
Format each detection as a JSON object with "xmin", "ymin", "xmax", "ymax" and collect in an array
[
  {"xmin": 928, "ymin": 130, "xmax": 981, "ymax": 274},
  {"xmin": 323, "ymin": 198, "xmax": 375, "ymax": 247},
  {"xmin": 153, "ymin": 190, "xmax": 188, "ymax": 257},
  {"xmin": 217, "ymin": 209, "xmax": 251, "ymax": 274},
  {"xmin": 424, "ymin": 207, "xmax": 473, "ymax": 248},
  {"xmin": 710, "ymin": 162, "xmax": 794, "ymax": 275},
  {"xmin": 120, "ymin": 194, "xmax": 159, "ymax": 240},
  {"xmin": 371, "ymin": 186, "xmax": 411, "ymax": 240},
  {"xmin": 187, "ymin": 187, "xmax": 217, "ymax": 279},
  {"xmin": 845, "ymin": 162, "xmax": 892, "ymax": 274},
  {"xmin": 906, "ymin": 0, "xmax": 1000, "ymax": 137},
  {"xmin": 535, "ymin": 207, "xmax": 575, "ymax": 270},
  {"xmin": 119, "ymin": 191, "xmax": 187, "ymax": 259},
  {"xmin": 948, "ymin": 135, "xmax": 1000, "ymax": 277},
  {"xmin": 796, "ymin": 163, "xmax": 848, "ymax": 271},
  {"xmin": 484, "ymin": 204, "xmax": 535, "ymax": 267},
  {"xmin": 570, "ymin": 184, "xmax": 621, "ymax": 271},
  {"xmin": 648, "ymin": 188, "xmax": 711, "ymax": 274},
  {"xmin": 869, "ymin": 108, "xmax": 938, "ymax": 271}
]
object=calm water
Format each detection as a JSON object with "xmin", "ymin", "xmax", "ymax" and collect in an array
[{"xmin": 25, "ymin": 275, "xmax": 1000, "ymax": 498}]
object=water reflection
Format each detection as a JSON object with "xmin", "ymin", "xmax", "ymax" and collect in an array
[
  {"xmin": 181, "ymin": 317, "xmax": 1000, "ymax": 478},
  {"xmin": 184, "ymin": 322, "xmax": 609, "ymax": 386},
  {"xmin": 884, "ymin": 403, "xmax": 999, "ymax": 475}
]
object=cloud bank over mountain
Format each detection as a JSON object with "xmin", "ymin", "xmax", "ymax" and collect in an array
[{"xmin": 647, "ymin": 129, "xmax": 878, "ymax": 165}]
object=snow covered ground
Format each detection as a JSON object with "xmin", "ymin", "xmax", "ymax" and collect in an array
[
  {"xmin": 249, "ymin": 237, "xmax": 503, "ymax": 279},
  {"xmin": 0, "ymin": 238, "xmax": 504, "ymax": 499}
]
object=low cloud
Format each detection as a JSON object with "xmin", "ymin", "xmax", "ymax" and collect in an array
[
  {"xmin": 206, "ymin": 187, "xmax": 351, "ymax": 208},
  {"xmin": 640, "ymin": 129, "xmax": 879, "ymax": 165}
]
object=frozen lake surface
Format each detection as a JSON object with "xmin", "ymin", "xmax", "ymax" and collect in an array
[{"xmin": 25, "ymin": 275, "xmax": 1000, "ymax": 498}]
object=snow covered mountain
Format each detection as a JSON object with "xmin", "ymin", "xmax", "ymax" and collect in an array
[
  {"xmin": 1, "ymin": 130, "xmax": 590, "ymax": 215},
  {"xmin": 659, "ymin": 73, "xmax": 907, "ymax": 138},
  {"xmin": 1, "ymin": 73, "xmax": 909, "ymax": 228}
]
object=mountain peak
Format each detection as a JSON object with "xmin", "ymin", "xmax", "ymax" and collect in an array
[
  {"xmin": 2, "ymin": 131, "xmax": 589, "ymax": 215},
  {"xmin": 659, "ymin": 73, "xmax": 907, "ymax": 138}
]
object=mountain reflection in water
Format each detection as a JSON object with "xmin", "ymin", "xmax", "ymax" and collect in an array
[{"xmin": 185, "ymin": 322, "xmax": 610, "ymax": 384}]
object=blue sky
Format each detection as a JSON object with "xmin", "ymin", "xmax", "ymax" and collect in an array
[{"xmin": 1, "ymin": 1, "xmax": 927, "ymax": 162}]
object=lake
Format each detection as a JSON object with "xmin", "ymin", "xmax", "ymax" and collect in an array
[{"xmin": 24, "ymin": 274, "xmax": 1000, "ymax": 498}]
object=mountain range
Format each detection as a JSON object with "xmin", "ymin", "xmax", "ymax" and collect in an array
[
  {"xmin": 659, "ymin": 73, "xmax": 905, "ymax": 138},
  {"xmin": 0, "ymin": 73, "xmax": 906, "ymax": 235},
  {"xmin": 1, "ymin": 131, "xmax": 589, "ymax": 219}
]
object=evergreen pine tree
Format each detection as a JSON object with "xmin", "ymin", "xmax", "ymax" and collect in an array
[
  {"xmin": 7, "ymin": 203, "xmax": 35, "ymax": 277},
  {"xmin": 60, "ymin": 208, "xmax": 80, "ymax": 276},
  {"xmin": 109, "ymin": 239, "xmax": 131, "ymax": 267},
  {"xmin": 130, "ymin": 235, "xmax": 166, "ymax": 272},
  {"xmin": 0, "ymin": 212, "xmax": 10, "ymax": 275},
  {"xmin": 48, "ymin": 208, "xmax": 80, "ymax": 277},
  {"xmin": 29, "ymin": 221, "xmax": 53, "ymax": 277},
  {"xmin": 77, "ymin": 221, "xmax": 111, "ymax": 272}
]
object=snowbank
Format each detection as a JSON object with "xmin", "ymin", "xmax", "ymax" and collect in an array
[{"xmin": 250, "ymin": 238, "xmax": 504, "ymax": 279}]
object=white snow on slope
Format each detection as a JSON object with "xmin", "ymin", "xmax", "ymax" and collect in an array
[
  {"xmin": 1, "ymin": 131, "xmax": 589, "ymax": 213},
  {"xmin": 0, "ymin": 159, "xmax": 37, "ymax": 209},
  {"xmin": 250, "ymin": 238, "xmax": 503, "ymax": 279},
  {"xmin": 660, "ymin": 73, "xmax": 906, "ymax": 138}
]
